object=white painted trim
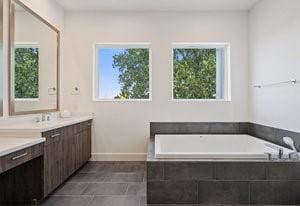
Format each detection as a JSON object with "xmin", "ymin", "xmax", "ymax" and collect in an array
[
  {"xmin": 14, "ymin": 98, "xmax": 39, "ymax": 101},
  {"xmin": 173, "ymin": 42, "xmax": 230, "ymax": 49},
  {"xmin": 171, "ymin": 42, "xmax": 231, "ymax": 101},
  {"xmin": 93, "ymin": 99, "xmax": 151, "ymax": 102},
  {"xmin": 92, "ymin": 44, "xmax": 99, "ymax": 101},
  {"xmin": 91, "ymin": 153, "xmax": 147, "ymax": 161},
  {"xmin": 14, "ymin": 42, "xmax": 40, "ymax": 48},
  {"xmin": 93, "ymin": 42, "xmax": 152, "ymax": 102},
  {"xmin": 94, "ymin": 42, "xmax": 151, "ymax": 48},
  {"xmin": 172, "ymin": 99, "xmax": 231, "ymax": 102}
]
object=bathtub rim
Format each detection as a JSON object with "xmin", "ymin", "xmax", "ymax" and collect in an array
[
  {"xmin": 155, "ymin": 134, "xmax": 293, "ymax": 160},
  {"xmin": 147, "ymin": 136, "xmax": 300, "ymax": 162}
]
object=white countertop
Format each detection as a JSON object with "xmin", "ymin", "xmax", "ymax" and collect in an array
[
  {"xmin": 0, "ymin": 137, "xmax": 45, "ymax": 157},
  {"xmin": 0, "ymin": 114, "xmax": 94, "ymax": 133}
]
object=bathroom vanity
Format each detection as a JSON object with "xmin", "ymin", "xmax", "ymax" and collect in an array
[
  {"xmin": 42, "ymin": 119, "xmax": 92, "ymax": 196},
  {"xmin": 0, "ymin": 1, "xmax": 94, "ymax": 204},
  {"xmin": 0, "ymin": 141, "xmax": 44, "ymax": 205},
  {"xmin": 0, "ymin": 115, "xmax": 93, "ymax": 205}
]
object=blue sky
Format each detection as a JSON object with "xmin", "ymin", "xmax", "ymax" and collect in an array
[{"xmin": 98, "ymin": 48, "xmax": 124, "ymax": 98}]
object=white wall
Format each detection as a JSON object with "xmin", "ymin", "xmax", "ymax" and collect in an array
[
  {"xmin": 18, "ymin": 0, "xmax": 64, "ymax": 31},
  {"xmin": 64, "ymin": 11, "xmax": 249, "ymax": 160},
  {"xmin": 249, "ymin": 0, "xmax": 300, "ymax": 132}
]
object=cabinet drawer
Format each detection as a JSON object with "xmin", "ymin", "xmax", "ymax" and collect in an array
[
  {"xmin": 43, "ymin": 129, "xmax": 64, "ymax": 145},
  {"xmin": 0, "ymin": 143, "xmax": 43, "ymax": 174}
]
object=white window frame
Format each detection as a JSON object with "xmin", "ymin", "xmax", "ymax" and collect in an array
[
  {"xmin": 93, "ymin": 43, "xmax": 152, "ymax": 102},
  {"xmin": 14, "ymin": 42, "xmax": 40, "ymax": 101},
  {"xmin": 171, "ymin": 42, "xmax": 231, "ymax": 102}
]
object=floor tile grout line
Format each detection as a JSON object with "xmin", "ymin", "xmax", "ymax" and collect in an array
[
  {"xmin": 124, "ymin": 182, "xmax": 130, "ymax": 195},
  {"xmin": 50, "ymin": 194, "xmax": 145, "ymax": 197},
  {"xmin": 68, "ymin": 181, "xmax": 144, "ymax": 183},
  {"xmin": 79, "ymin": 182, "xmax": 91, "ymax": 196},
  {"xmin": 86, "ymin": 195, "xmax": 95, "ymax": 206},
  {"xmin": 49, "ymin": 194, "xmax": 94, "ymax": 197}
]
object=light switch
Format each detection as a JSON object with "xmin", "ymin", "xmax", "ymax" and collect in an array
[
  {"xmin": 71, "ymin": 87, "xmax": 80, "ymax": 95},
  {"xmin": 48, "ymin": 87, "xmax": 57, "ymax": 95}
]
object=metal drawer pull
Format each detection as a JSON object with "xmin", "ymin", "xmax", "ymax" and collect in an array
[
  {"xmin": 51, "ymin": 133, "xmax": 61, "ymax": 138},
  {"xmin": 12, "ymin": 152, "xmax": 28, "ymax": 160}
]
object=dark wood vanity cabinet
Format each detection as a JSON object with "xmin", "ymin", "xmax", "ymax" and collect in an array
[
  {"xmin": 0, "ymin": 144, "xmax": 44, "ymax": 205},
  {"xmin": 43, "ymin": 120, "xmax": 92, "ymax": 196},
  {"xmin": 0, "ymin": 143, "xmax": 43, "ymax": 174}
]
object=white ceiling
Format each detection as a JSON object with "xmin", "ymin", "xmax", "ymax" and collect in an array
[{"xmin": 55, "ymin": 0, "xmax": 260, "ymax": 12}]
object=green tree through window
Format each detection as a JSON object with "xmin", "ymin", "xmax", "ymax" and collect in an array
[
  {"xmin": 112, "ymin": 48, "xmax": 149, "ymax": 99},
  {"xmin": 173, "ymin": 48, "xmax": 217, "ymax": 99},
  {"xmin": 15, "ymin": 47, "xmax": 39, "ymax": 99}
]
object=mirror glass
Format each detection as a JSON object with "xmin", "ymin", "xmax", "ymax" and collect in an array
[{"xmin": 10, "ymin": 1, "xmax": 59, "ymax": 115}]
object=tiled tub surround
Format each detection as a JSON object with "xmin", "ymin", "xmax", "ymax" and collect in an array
[
  {"xmin": 147, "ymin": 122, "xmax": 300, "ymax": 205},
  {"xmin": 150, "ymin": 122, "xmax": 300, "ymax": 151},
  {"xmin": 147, "ymin": 149, "xmax": 300, "ymax": 204}
]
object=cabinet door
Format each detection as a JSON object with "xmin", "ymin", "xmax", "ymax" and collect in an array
[
  {"xmin": 75, "ymin": 133, "xmax": 83, "ymax": 170},
  {"xmin": 66, "ymin": 131, "xmax": 76, "ymax": 177},
  {"xmin": 82, "ymin": 129, "xmax": 91, "ymax": 162},
  {"xmin": 42, "ymin": 122, "xmax": 92, "ymax": 197},
  {"xmin": 86, "ymin": 122, "xmax": 92, "ymax": 160},
  {"xmin": 61, "ymin": 128, "xmax": 71, "ymax": 180},
  {"xmin": 43, "ymin": 133, "xmax": 63, "ymax": 197}
]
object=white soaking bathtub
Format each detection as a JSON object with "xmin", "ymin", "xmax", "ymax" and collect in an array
[{"xmin": 155, "ymin": 134, "xmax": 292, "ymax": 159}]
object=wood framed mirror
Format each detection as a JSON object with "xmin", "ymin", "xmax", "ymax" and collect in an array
[{"xmin": 9, "ymin": 0, "xmax": 59, "ymax": 115}]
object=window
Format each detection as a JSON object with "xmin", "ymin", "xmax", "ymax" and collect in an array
[
  {"xmin": 14, "ymin": 43, "xmax": 39, "ymax": 100},
  {"xmin": 172, "ymin": 43, "xmax": 230, "ymax": 100},
  {"xmin": 94, "ymin": 43, "xmax": 151, "ymax": 101}
]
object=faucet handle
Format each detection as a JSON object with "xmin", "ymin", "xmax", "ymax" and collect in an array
[
  {"xmin": 47, "ymin": 115, "xmax": 51, "ymax": 121},
  {"xmin": 41, "ymin": 112, "xmax": 52, "ymax": 121},
  {"xmin": 41, "ymin": 113, "xmax": 46, "ymax": 121},
  {"xmin": 278, "ymin": 148, "xmax": 284, "ymax": 159},
  {"xmin": 265, "ymin": 152, "xmax": 272, "ymax": 160},
  {"xmin": 265, "ymin": 143, "xmax": 284, "ymax": 160},
  {"xmin": 35, "ymin": 116, "xmax": 41, "ymax": 123},
  {"xmin": 45, "ymin": 112, "xmax": 52, "ymax": 121}
]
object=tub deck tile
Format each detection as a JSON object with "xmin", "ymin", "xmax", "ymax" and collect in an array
[
  {"xmin": 164, "ymin": 162, "xmax": 215, "ymax": 180},
  {"xmin": 197, "ymin": 181, "xmax": 249, "ymax": 204},
  {"xmin": 216, "ymin": 162, "xmax": 266, "ymax": 180},
  {"xmin": 147, "ymin": 181, "xmax": 198, "ymax": 204}
]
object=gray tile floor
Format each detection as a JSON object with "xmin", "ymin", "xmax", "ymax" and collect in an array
[
  {"xmin": 41, "ymin": 161, "xmax": 294, "ymax": 206},
  {"xmin": 41, "ymin": 161, "xmax": 146, "ymax": 206}
]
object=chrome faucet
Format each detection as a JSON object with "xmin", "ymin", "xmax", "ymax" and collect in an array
[
  {"xmin": 41, "ymin": 113, "xmax": 47, "ymax": 122},
  {"xmin": 278, "ymin": 148, "xmax": 283, "ymax": 159},
  {"xmin": 264, "ymin": 143, "xmax": 284, "ymax": 160},
  {"xmin": 283, "ymin": 137, "xmax": 299, "ymax": 160},
  {"xmin": 36, "ymin": 113, "xmax": 51, "ymax": 122}
]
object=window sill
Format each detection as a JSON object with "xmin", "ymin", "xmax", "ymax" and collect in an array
[
  {"xmin": 172, "ymin": 98, "xmax": 231, "ymax": 102},
  {"xmin": 93, "ymin": 98, "xmax": 152, "ymax": 102},
  {"xmin": 15, "ymin": 98, "xmax": 39, "ymax": 102}
]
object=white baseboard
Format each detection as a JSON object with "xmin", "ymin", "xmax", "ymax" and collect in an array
[{"xmin": 91, "ymin": 153, "xmax": 147, "ymax": 161}]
